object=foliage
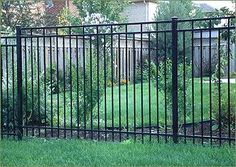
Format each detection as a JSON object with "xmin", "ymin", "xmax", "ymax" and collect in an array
[
  {"xmin": 80, "ymin": 13, "xmax": 120, "ymax": 53},
  {"xmin": 76, "ymin": 53, "xmax": 105, "ymax": 124},
  {"xmin": 72, "ymin": 0, "xmax": 129, "ymax": 23},
  {"xmin": 194, "ymin": 47, "xmax": 219, "ymax": 77},
  {"xmin": 1, "ymin": 0, "xmax": 43, "ymax": 32},
  {"xmin": 153, "ymin": 0, "xmax": 204, "ymax": 62},
  {"xmin": 57, "ymin": 0, "xmax": 129, "ymax": 31},
  {"xmin": 45, "ymin": 64, "xmax": 64, "ymax": 94},
  {"xmin": 194, "ymin": 44, "xmax": 231, "ymax": 77},
  {"xmin": 1, "ymin": 65, "xmax": 47, "ymax": 127},
  {"xmin": 213, "ymin": 89, "xmax": 236, "ymax": 130},
  {"xmin": 133, "ymin": 57, "xmax": 192, "ymax": 122},
  {"xmin": 212, "ymin": 82, "xmax": 236, "ymax": 130},
  {"xmin": 158, "ymin": 59, "xmax": 192, "ymax": 119},
  {"xmin": 22, "ymin": 74, "xmax": 47, "ymax": 125},
  {"xmin": 211, "ymin": 47, "xmax": 235, "ymax": 130},
  {"xmin": 204, "ymin": 7, "xmax": 235, "ymax": 25},
  {"xmin": 81, "ymin": 13, "xmax": 120, "ymax": 35},
  {"xmin": 204, "ymin": 7, "xmax": 236, "ymax": 43},
  {"xmin": 57, "ymin": 8, "xmax": 81, "ymax": 29},
  {"xmin": 212, "ymin": 48, "xmax": 230, "ymax": 80},
  {"xmin": 49, "ymin": 51, "xmax": 106, "ymax": 127},
  {"xmin": 195, "ymin": 6, "xmax": 236, "ymax": 129},
  {"xmin": 1, "ymin": 78, "xmax": 17, "ymax": 128},
  {"xmin": 135, "ymin": 60, "xmax": 157, "ymax": 84},
  {"xmin": 42, "ymin": 13, "xmax": 61, "ymax": 27},
  {"xmin": 231, "ymin": 72, "xmax": 236, "ymax": 78},
  {"xmin": 57, "ymin": 0, "xmax": 125, "ymax": 97},
  {"xmin": 154, "ymin": 0, "xmax": 203, "ymax": 20}
]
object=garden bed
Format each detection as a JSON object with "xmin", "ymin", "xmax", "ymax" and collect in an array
[{"xmin": 6, "ymin": 119, "xmax": 233, "ymax": 145}]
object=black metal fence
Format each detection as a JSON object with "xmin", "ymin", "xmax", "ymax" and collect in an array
[{"xmin": 1, "ymin": 16, "xmax": 235, "ymax": 146}]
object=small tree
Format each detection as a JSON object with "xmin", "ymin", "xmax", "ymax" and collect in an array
[
  {"xmin": 72, "ymin": 0, "xmax": 129, "ymax": 23},
  {"xmin": 205, "ymin": 7, "xmax": 235, "ymax": 43},
  {"xmin": 1, "ymin": 0, "xmax": 43, "ymax": 33},
  {"xmin": 55, "ymin": 0, "xmax": 130, "ymax": 125},
  {"xmin": 151, "ymin": 0, "xmax": 202, "ymax": 119},
  {"xmin": 207, "ymin": 7, "xmax": 236, "ymax": 130},
  {"xmin": 153, "ymin": 0, "xmax": 204, "ymax": 62}
]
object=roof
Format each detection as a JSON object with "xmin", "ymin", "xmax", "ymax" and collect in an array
[
  {"xmin": 45, "ymin": 0, "xmax": 66, "ymax": 15},
  {"xmin": 45, "ymin": 0, "xmax": 77, "ymax": 15}
]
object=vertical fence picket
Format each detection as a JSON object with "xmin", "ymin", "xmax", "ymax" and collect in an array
[
  {"xmin": 16, "ymin": 26, "xmax": 23, "ymax": 140},
  {"xmin": 171, "ymin": 17, "xmax": 178, "ymax": 144}
]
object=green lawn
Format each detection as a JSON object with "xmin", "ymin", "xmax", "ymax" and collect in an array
[
  {"xmin": 1, "ymin": 138, "xmax": 235, "ymax": 166},
  {"xmin": 50, "ymin": 79, "xmax": 236, "ymax": 128},
  {"xmin": 98, "ymin": 80, "xmax": 236, "ymax": 128}
]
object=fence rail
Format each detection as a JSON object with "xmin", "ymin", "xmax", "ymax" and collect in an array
[{"xmin": 1, "ymin": 16, "xmax": 235, "ymax": 145}]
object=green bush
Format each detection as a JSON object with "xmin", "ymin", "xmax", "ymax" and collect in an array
[
  {"xmin": 78, "ymin": 53, "xmax": 104, "ymax": 123},
  {"xmin": 46, "ymin": 92, "xmax": 80, "ymax": 127},
  {"xmin": 230, "ymin": 72, "xmax": 236, "ymax": 78},
  {"xmin": 134, "ymin": 58, "xmax": 192, "ymax": 122},
  {"xmin": 1, "ymin": 67, "xmax": 47, "ymax": 127},
  {"xmin": 45, "ymin": 64, "xmax": 64, "ymax": 94},
  {"xmin": 135, "ymin": 60, "xmax": 157, "ymax": 84},
  {"xmin": 22, "ymin": 76, "xmax": 48, "ymax": 125},
  {"xmin": 212, "ymin": 84, "xmax": 236, "ymax": 130},
  {"xmin": 211, "ymin": 49, "xmax": 236, "ymax": 129},
  {"xmin": 1, "ymin": 79, "xmax": 17, "ymax": 128},
  {"xmin": 158, "ymin": 59, "xmax": 192, "ymax": 120},
  {"xmin": 48, "ymin": 52, "xmax": 105, "ymax": 127}
]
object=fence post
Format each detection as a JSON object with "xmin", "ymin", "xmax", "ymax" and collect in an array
[
  {"xmin": 16, "ymin": 26, "xmax": 23, "ymax": 140},
  {"xmin": 171, "ymin": 17, "xmax": 178, "ymax": 143}
]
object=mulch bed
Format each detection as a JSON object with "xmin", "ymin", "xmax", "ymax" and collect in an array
[{"xmin": 3, "ymin": 120, "xmax": 235, "ymax": 145}]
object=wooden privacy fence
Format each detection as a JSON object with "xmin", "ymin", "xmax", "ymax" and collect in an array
[
  {"xmin": 1, "ymin": 31, "xmax": 236, "ymax": 81},
  {"xmin": 1, "ymin": 36, "xmax": 152, "ymax": 82}
]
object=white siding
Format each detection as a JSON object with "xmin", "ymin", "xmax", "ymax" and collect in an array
[
  {"xmin": 123, "ymin": 2, "xmax": 147, "ymax": 23},
  {"xmin": 147, "ymin": 2, "xmax": 157, "ymax": 21}
]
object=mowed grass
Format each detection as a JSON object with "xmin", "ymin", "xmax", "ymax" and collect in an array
[
  {"xmin": 98, "ymin": 79, "xmax": 236, "ymax": 128},
  {"xmin": 51, "ymin": 79, "xmax": 236, "ymax": 128},
  {"xmin": 1, "ymin": 138, "xmax": 235, "ymax": 166}
]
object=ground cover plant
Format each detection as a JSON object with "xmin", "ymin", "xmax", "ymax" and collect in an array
[{"xmin": 0, "ymin": 138, "xmax": 235, "ymax": 166}]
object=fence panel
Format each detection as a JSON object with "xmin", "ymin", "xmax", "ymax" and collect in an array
[{"xmin": 1, "ymin": 16, "xmax": 235, "ymax": 145}]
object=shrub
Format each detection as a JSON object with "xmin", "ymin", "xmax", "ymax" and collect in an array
[
  {"xmin": 1, "ymin": 67, "xmax": 47, "ymax": 127},
  {"xmin": 212, "ymin": 84, "xmax": 236, "ymax": 130},
  {"xmin": 1, "ymin": 79, "xmax": 17, "ymax": 128},
  {"xmin": 78, "ymin": 54, "xmax": 104, "ymax": 122},
  {"xmin": 212, "ymin": 48, "xmax": 236, "ymax": 130},
  {"xmin": 134, "ymin": 58, "xmax": 191, "ymax": 122},
  {"xmin": 158, "ymin": 59, "xmax": 192, "ymax": 121},
  {"xmin": 49, "ymin": 52, "xmax": 105, "ymax": 127},
  {"xmin": 230, "ymin": 72, "xmax": 236, "ymax": 78},
  {"xmin": 45, "ymin": 64, "xmax": 64, "ymax": 94},
  {"xmin": 46, "ymin": 91, "xmax": 81, "ymax": 128},
  {"xmin": 135, "ymin": 60, "xmax": 157, "ymax": 84},
  {"xmin": 22, "ymin": 75, "xmax": 48, "ymax": 125}
]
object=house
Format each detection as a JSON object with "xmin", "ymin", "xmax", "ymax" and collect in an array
[
  {"xmin": 44, "ymin": 0, "xmax": 78, "ymax": 16},
  {"xmin": 123, "ymin": 0, "xmax": 157, "ymax": 23},
  {"xmin": 43, "ymin": 0, "xmax": 157, "ymax": 23}
]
